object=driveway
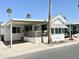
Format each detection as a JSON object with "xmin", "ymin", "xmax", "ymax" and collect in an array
[{"xmin": 9, "ymin": 43, "xmax": 79, "ymax": 59}]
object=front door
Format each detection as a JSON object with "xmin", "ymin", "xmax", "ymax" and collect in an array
[{"xmin": 34, "ymin": 25, "xmax": 41, "ymax": 37}]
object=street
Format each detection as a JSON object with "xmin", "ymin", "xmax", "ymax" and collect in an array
[{"xmin": 9, "ymin": 43, "xmax": 79, "ymax": 59}]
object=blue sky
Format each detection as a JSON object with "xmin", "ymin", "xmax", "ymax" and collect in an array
[{"xmin": 0, "ymin": 0, "xmax": 79, "ymax": 23}]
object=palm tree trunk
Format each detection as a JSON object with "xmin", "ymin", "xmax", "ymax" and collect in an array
[
  {"xmin": 9, "ymin": 13, "xmax": 10, "ymax": 18},
  {"xmin": 69, "ymin": 24, "xmax": 74, "ymax": 40},
  {"xmin": 48, "ymin": 0, "xmax": 52, "ymax": 44}
]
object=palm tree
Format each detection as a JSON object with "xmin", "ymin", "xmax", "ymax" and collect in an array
[
  {"xmin": 6, "ymin": 8, "xmax": 12, "ymax": 18},
  {"xmin": 26, "ymin": 13, "xmax": 32, "ymax": 19},
  {"xmin": 78, "ymin": 0, "xmax": 79, "ymax": 8},
  {"xmin": 48, "ymin": 0, "xmax": 52, "ymax": 44}
]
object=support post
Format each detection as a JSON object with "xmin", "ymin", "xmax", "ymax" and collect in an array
[
  {"xmin": 41, "ymin": 25, "xmax": 43, "ymax": 43},
  {"xmin": 10, "ymin": 22, "xmax": 12, "ymax": 48}
]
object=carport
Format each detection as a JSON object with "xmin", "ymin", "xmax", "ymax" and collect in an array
[{"xmin": 4, "ymin": 19, "xmax": 46, "ymax": 47}]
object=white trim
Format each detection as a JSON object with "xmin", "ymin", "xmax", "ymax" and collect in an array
[{"xmin": 54, "ymin": 28, "xmax": 55, "ymax": 34}]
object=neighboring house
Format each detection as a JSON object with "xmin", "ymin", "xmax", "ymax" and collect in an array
[
  {"xmin": 1, "ymin": 15, "xmax": 68, "ymax": 45},
  {"xmin": 71, "ymin": 23, "xmax": 79, "ymax": 34},
  {"xmin": 66, "ymin": 23, "xmax": 79, "ymax": 38}
]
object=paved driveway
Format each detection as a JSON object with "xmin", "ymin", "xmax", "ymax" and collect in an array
[{"xmin": 9, "ymin": 43, "xmax": 79, "ymax": 59}]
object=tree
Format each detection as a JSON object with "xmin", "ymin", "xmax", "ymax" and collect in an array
[
  {"xmin": 6, "ymin": 8, "xmax": 12, "ymax": 17},
  {"xmin": 48, "ymin": 0, "xmax": 52, "ymax": 44},
  {"xmin": 26, "ymin": 13, "xmax": 32, "ymax": 19},
  {"xmin": 78, "ymin": 0, "xmax": 79, "ymax": 7}
]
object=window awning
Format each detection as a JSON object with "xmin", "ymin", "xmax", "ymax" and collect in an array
[{"xmin": 51, "ymin": 24, "xmax": 68, "ymax": 28}]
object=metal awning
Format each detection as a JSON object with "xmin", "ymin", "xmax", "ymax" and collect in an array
[{"xmin": 51, "ymin": 24, "xmax": 68, "ymax": 28}]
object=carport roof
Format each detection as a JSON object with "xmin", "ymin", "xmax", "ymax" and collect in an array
[{"xmin": 4, "ymin": 18, "xmax": 47, "ymax": 26}]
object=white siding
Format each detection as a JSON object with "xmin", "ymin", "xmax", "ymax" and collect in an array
[
  {"xmin": 43, "ymin": 36, "xmax": 48, "ymax": 43},
  {"xmin": 24, "ymin": 37, "xmax": 41, "ymax": 44},
  {"xmin": 43, "ymin": 34, "xmax": 65, "ymax": 43},
  {"xmin": 4, "ymin": 25, "xmax": 24, "ymax": 41},
  {"xmin": 4, "ymin": 26, "xmax": 11, "ymax": 41},
  {"xmin": 35, "ymin": 37, "xmax": 41, "ymax": 44},
  {"xmin": 1, "ymin": 27, "xmax": 5, "ymax": 35},
  {"xmin": 24, "ymin": 37, "xmax": 35, "ymax": 43},
  {"xmin": 12, "ymin": 26, "xmax": 24, "ymax": 41},
  {"xmin": 52, "ymin": 19, "xmax": 63, "ymax": 25},
  {"xmin": 51, "ymin": 34, "xmax": 65, "ymax": 42},
  {"xmin": 12, "ymin": 33, "xmax": 24, "ymax": 41}
]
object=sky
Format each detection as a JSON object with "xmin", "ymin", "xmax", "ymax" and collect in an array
[{"xmin": 0, "ymin": 0, "xmax": 79, "ymax": 23}]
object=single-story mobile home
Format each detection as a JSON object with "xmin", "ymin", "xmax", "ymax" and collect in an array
[{"xmin": 1, "ymin": 15, "xmax": 69, "ymax": 46}]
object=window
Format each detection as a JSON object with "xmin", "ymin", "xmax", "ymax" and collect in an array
[
  {"xmin": 35, "ymin": 26, "xmax": 39, "ymax": 31},
  {"xmin": 54, "ymin": 28, "xmax": 63, "ymax": 34},
  {"xmin": 55, "ymin": 28, "xmax": 58, "ymax": 34},
  {"xmin": 51, "ymin": 28, "xmax": 54, "ymax": 34},
  {"xmin": 17, "ymin": 27, "xmax": 21, "ymax": 33},
  {"xmin": 25, "ymin": 25, "xmax": 32, "ymax": 31},
  {"xmin": 12, "ymin": 27, "xmax": 21, "ymax": 33},
  {"xmin": 77, "ymin": 27, "xmax": 79, "ymax": 33},
  {"xmin": 62, "ymin": 28, "xmax": 64, "ymax": 33},
  {"xmin": 73, "ymin": 26, "xmax": 77, "ymax": 34},
  {"xmin": 59, "ymin": 28, "xmax": 61, "ymax": 33},
  {"xmin": 12, "ymin": 27, "xmax": 16, "ymax": 33},
  {"xmin": 42, "ymin": 24, "xmax": 47, "ymax": 31}
]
